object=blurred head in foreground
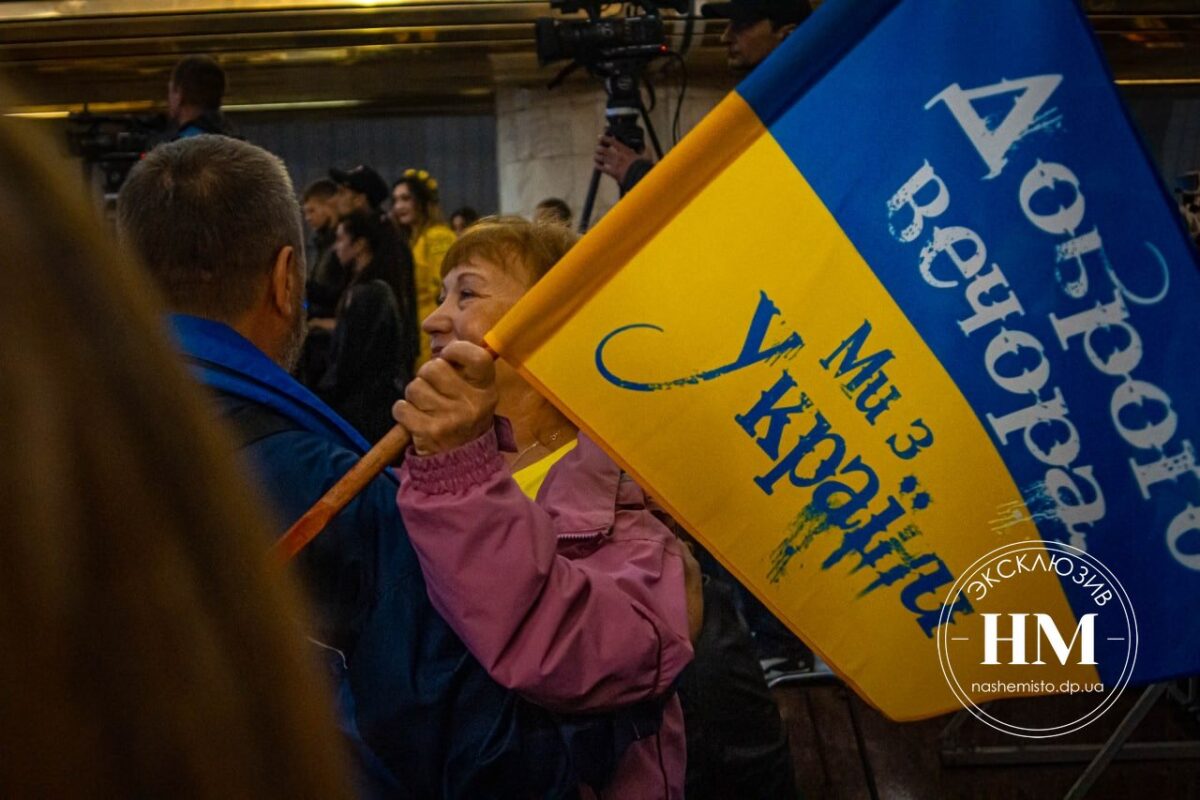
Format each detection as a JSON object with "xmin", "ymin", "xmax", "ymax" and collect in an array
[{"xmin": 0, "ymin": 103, "xmax": 351, "ymax": 798}]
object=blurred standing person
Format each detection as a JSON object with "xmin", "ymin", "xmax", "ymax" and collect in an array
[
  {"xmin": 329, "ymin": 164, "xmax": 389, "ymax": 217},
  {"xmin": 319, "ymin": 209, "xmax": 416, "ymax": 442},
  {"xmin": 391, "ymin": 168, "xmax": 455, "ymax": 365},
  {"xmin": 449, "ymin": 205, "xmax": 479, "ymax": 236},
  {"xmin": 534, "ymin": 197, "xmax": 573, "ymax": 228},
  {"xmin": 328, "ymin": 163, "xmax": 419, "ymax": 379},
  {"xmin": 1176, "ymin": 170, "xmax": 1200, "ymax": 248},
  {"xmin": 301, "ymin": 178, "xmax": 342, "ymax": 311},
  {"xmin": 296, "ymin": 178, "xmax": 345, "ymax": 387},
  {"xmin": 0, "ymin": 100, "xmax": 351, "ymax": 799},
  {"xmin": 168, "ymin": 55, "xmax": 234, "ymax": 139},
  {"xmin": 705, "ymin": 0, "xmax": 809, "ymax": 74}
]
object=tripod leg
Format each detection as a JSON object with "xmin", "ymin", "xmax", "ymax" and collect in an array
[
  {"xmin": 640, "ymin": 104, "xmax": 665, "ymax": 161},
  {"xmin": 579, "ymin": 167, "xmax": 603, "ymax": 234}
]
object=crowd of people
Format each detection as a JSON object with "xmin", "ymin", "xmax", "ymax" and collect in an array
[
  {"xmin": 1, "ymin": 0, "xmax": 823, "ymax": 798},
  {"xmin": 291, "ymin": 160, "xmax": 580, "ymax": 445},
  {"xmin": 105, "ymin": 130, "xmax": 801, "ymax": 799},
  {"xmin": 155, "ymin": 133, "xmax": 805, "ymax": 798}
]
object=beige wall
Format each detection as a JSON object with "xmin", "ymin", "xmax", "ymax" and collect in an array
[{"xmin": 496, "ymin": 81, "xmax": 729, "ymax": 228}]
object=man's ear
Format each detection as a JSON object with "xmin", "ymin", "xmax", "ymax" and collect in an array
[
  {"xmin": 775, "ymin": 22, "xmax": 798, "ymax": 43},
  {"xmin": 269, "ymin": 245, "xmax": 298, "ymax": 316}
]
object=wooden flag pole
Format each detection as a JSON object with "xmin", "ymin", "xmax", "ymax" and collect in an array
[
  {"xmin": 271, "ymin": 424, "xmax": 411, "ymax": 564},
  {"xmin": 272, "ymin": 343, "xmax": 499, "ymax": 565}
]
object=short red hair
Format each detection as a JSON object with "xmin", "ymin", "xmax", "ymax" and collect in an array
[{"xmin": 441, "ymin": 215, "xmax": 578, "ymax": 287}]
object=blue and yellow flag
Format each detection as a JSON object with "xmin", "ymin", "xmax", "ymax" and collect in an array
[{"xmin": 488, "ymin": 0, "xmax": 1200, "ymax": 720}]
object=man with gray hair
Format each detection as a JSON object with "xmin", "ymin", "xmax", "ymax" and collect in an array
[
  {"xmin": 118, "ymin": 135, "xmax": 641, "ymax": 797},
  {"xmin": 119, "ymin": 136, "xmax": 307, "ymax": 371}
]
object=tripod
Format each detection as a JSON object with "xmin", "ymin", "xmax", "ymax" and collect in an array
[{"xmin": 578, "ymin": 58, "xmax": 665, "ymax": 233}]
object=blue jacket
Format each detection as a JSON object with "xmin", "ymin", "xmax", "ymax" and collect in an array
[{"xmin": 171, "ymin": 314, "xmax": 605, "ymax": 799}]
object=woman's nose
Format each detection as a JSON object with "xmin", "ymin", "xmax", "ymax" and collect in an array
[{"xmin": 422, "ymin": 302, "xmax": 450, "ymax": 334}]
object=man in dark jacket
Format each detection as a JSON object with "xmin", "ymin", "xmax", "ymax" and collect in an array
[
  {"xmin": 168, "ymin": 55, "xmax": 235, "ymax": 139},
  {"xmin": 117, "ymin": 135, "xmax": 639, "ymax": 798},
  {"xmin": 301, "ymin": 177, "xmax": 343, "ymax": 315},
  {"xmin": 295, "ymin": 178, "xmax": 344, "ymax": 388},
  {"xmin": 330, "ymin": 163, "xmax": 390, "ymax": 217}
]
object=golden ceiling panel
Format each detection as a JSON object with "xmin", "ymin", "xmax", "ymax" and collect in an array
[{"xmin": 0, "ymin": 0, "xmax": 1195, "ymax": 114}]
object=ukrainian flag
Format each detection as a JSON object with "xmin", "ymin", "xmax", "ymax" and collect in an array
[{"xmin": 488, "ymin": 0, "xmax": 1200, "ymax": 720}]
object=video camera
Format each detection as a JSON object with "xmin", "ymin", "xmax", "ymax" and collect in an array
[
  {"xmin": 65, "ymin": 112, "xmax": 168, "ymax": 195},
  {"xmin": 535, "ymin": 0, "xmax": 692, "ymax": 232},
  {"xmin": 535, "ymin": 0, "xmax": 688, "ymax": 68}
]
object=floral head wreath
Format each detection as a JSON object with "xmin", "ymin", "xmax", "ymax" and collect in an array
[{"xmin": 401, "ymin": 168, "xmax": 439, "ymax": 203}]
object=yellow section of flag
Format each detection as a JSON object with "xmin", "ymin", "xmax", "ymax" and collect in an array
[{"xmin": 489, "ymin": 96, "xmax": 1097, "ymax": 720}]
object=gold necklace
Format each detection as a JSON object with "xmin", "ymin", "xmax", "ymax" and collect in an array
[{"xmin": 511, "ymin": 429, "xmax": 562, "ymax": 472}]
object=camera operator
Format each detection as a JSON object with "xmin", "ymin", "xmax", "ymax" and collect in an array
[
  {"xmin": 594, "ymin": 0, "xmax": 811, "ymax": 195},
  {"xmin": 1177, "ymin": 171, "xmax": 1200, "ymax": 249},
  {"xmin": 168, "ymin": 55, "xmax": 234, "ymax": 139}
]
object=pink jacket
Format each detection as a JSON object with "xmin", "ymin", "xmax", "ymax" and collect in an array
[{"xmin": 397, "ymin": 426, "xmax": 693, "ymax": 799}]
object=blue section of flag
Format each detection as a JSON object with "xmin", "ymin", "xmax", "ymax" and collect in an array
[{"xmin": 743, "ymin": 0, "xmax": 1200, "ymax": 684}]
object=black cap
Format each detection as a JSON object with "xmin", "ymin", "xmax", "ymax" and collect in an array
[
  {"xmin": 329, "ymin": 165, "xmax": 389, "ymax": 209},
  {"xmin": 702, "ymin": 0, "xmax": 811, "ymax": 26}
]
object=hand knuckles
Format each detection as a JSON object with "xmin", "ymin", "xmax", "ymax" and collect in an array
[
  {"xmin": 404, "ymin": 381, "xmax": 429, "ymax": 403},
  {"xmin": 419, "ymin": 359, "xmax": 450, "ymax": 381}
]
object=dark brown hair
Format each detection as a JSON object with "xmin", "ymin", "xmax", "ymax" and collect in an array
[
  {"xmin": 394, "ymin": 168, "xmax": 445, "ymax": 232},
  {"xmin": 170, "ymin": 55, "xmax": 226, "ymax": 110},
  {"xmin": 534, "ymin": 197, "xmax": 572, "ymax": 225},
  {"xmin": 338, "ymin": 209, "xmax": 413, "ymax": 308},
  {"xmin": 117, "ymin": 135, "xmax": 303, "ymax": 322},
  {"xmin": 0, "ymin": 101, "xmax": 352, "ymax": 798},
  {"xmin": 303, "ymin": 177, "xmax": 338, "ymax": 202}
]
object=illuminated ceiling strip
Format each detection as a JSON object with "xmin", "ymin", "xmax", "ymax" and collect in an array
[
  {"xmin": 4, "ymin": 100, "xmax": 157, "ymax": 118},
  {"xmin": 1115, "ymin": 77, "xmax": 1200, "ymax": 86},
  {"xmin": 4, "ymin": 92, "xmax": 491, "ymax": 118},
  {"xmin": 4, "ymin": 110, "xmax": 70, "ymax": 119},
  {"xmin": 223, "ymin": 99, "xmax": 366, "ymax": 111},
  {"xmin": 0, "ymin": 0, "xmax": 529, "ymax": 23}
]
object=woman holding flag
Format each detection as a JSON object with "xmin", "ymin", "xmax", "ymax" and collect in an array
[{"xmin": 393, "ymin": 217, "xmax": 700, "ymax": 800}]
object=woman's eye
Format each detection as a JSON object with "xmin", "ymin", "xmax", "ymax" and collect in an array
[{"xmin": 458, "ymin": 289, "xmax": 477, "ymax": 300}]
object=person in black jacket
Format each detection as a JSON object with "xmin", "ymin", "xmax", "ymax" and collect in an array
[
  {"xmin": 294, "ymin": 179, "xmax": 345, "ymax": 387},
  {"xmin": 168, "ymin": 55, "xmax": 235, "ymax": 139},
  {"xmin": 319, "ymin": 210, "xmax": 417, "ymax": 443},
  {"xmin": 302, "ymin": 178, "xmax": 344, "ymax": 317}
]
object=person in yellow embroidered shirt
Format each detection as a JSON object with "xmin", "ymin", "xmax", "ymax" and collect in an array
[{"xmin": 391, "ymin": 169, "xmax": 457, "ymax": 366}]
